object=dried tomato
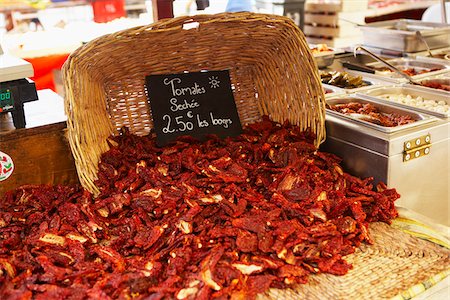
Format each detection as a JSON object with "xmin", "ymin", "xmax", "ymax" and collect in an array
[{"xmin": 0, "ymin": 117, "xmax": 399, "ymax": 299}]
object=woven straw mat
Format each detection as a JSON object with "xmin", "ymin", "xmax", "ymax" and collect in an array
[{"xmin": 259, "ymin": 222, "xmax": 450, "ymax": 300}]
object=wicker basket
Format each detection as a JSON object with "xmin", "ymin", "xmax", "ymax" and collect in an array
[{"xmin": 62, "ymin": 12, "xmax": 326, "ymax": 195}]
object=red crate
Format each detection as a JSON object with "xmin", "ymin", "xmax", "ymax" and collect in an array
[{"xmin": 91, "ymin": 0, "xmax": 126, "ymax": 23}]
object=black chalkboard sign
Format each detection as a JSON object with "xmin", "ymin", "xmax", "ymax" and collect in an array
[{"xmin": 146, "ymin": 70, "xmax": 242, "ymax": 146}]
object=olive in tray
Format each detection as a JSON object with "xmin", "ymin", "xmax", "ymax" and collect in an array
[{"xmin": 320, "ymin": 71, "xmax": 369, "ymax": 89}]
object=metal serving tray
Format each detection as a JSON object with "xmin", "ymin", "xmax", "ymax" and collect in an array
[
  {"xmin": 321, "ymin": 71, "xmax": 397, "ymax": 93},
  {"xmin": 359, "ymin": 85, "xmax": 450, "ymax": 119},
  {"xmin": 411, "ymin": 47, "xmax": 450, "ymax": 61},
  {"xmin": 417, "ymin": 77, "xmax": 450, "ymax": 94},
  {"xmin": 430, "ymin": 72, "xmax": 450, "ymax": 79},
  {"xmin": 366, "ymin": 57, "xmax": 450, "ymax": 80},
  {"xmin": 326, "ymin": 95, "xmax": 437, "ymax": 133},
  {"xmin": 323, "ymin": 85, "xmax": 345, "ymax": 97},
  {"xmin": 314, "ymin": 52, "xmax": 335, "ymax": 69},
  {"xmin": 359, "ymin": 19, "xmax": 450, "ymax": 52},
  {"xmin": 310, "ymin": 44, "xmax": 343, "ymax": 68}
]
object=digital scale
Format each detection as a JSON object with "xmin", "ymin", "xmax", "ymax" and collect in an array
[{"xmin": 0, "ymin": 45, "xmax": 38, "ymax": 129}]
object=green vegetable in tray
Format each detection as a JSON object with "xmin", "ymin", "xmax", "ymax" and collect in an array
[{"xmin": 320, "ymin": 71, "xmax": 369, "ymax": 89}]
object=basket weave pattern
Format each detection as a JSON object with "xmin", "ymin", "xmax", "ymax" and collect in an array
[{"xmin": 63, "ymin": 12, "xmax": 326, "ymax": 194}]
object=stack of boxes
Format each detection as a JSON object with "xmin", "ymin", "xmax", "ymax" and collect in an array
[{"xmin": 304, "ymin": 0, "xmax": 367, "ymax": 48}]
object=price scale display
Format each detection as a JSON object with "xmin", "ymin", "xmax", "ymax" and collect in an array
[
  {"xmin": 146, "ymin": 70, "xmax": 242, "ymax": 146},
  {"xmin": 0, "ymin": 89, "xmax": 14, "ymax": 113}
]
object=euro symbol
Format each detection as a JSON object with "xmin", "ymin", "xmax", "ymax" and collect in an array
[{"xmin": 187, "ymin": 111, "xmax": 193, "ymax": 118}]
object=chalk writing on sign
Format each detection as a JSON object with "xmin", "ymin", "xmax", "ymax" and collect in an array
[{"xmin": 146, "ymin": 70, "xmax": 242, "ymax": 146}]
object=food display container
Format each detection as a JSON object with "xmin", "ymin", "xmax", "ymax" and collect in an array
[
  {"xmin": 359, "ymin": 85, "xmax": 450, "ymax": 119},
  {"xmin": 409, "ymin": 47, "xmax": 450, "ymax": 60},
  {"xmin": 321, "ymin": 71, "xmax": 398, "ymax": 94},
  {"xmin": 364, "ymin": 57, "xmax": 450, "ymax": 81},
  {"xmin": 321, "ymin": 112, "xmax": 449, "ymax": 225},
  {"xmin": 417, "ymin": 76, "xmax": 450, "ymax": 94},
  {"xmin": 313, "ymin": 51, "xmax": 335, "ymax": 69},
  {"xmin": 359, "ymin": 19, "xmax": 450, "ymax": 52},
  {"xmin": 310, "ymin": 44, "xmax": 342, "ymax": 68},
  {"xmin": 323, "ymin": 84, "xmax": 345, "ymax": 97},
  {"xmin": 434, "ymin": 72, "xmax": 450, "ymax": 79},
  {"xmin": 422, "ymin": 52, "xmax": 450, "ymax": 61},
  {"xmin": 325, "ymin": 95, "xmax": 437, "ymax": 133}
]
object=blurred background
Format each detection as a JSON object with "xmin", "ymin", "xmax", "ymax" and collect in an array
[{"xmin": 0, "ymin": 0, "xmax": 447, "ymax": 94}]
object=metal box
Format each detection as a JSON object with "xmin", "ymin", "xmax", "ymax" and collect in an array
[
  {"xmin": 321, "ymin": 95, "xmax": 449, "ymax": 226},
  {"xmin": 359, "ymin": 19, "xmax": 450, "ymax": 53},
  {"xmin": 359, "ymin": 85, "xmax": 450, "ymax": 119},
  {"xmin": 321, "ymin": 71, "xmax": 398, "ymax": 94},
  {"xmin": 310, "ymin": 44, "xmax": 343, "ymax": 69},
  {"xmin": 326, "ymin": 96, "xmax": 436, "ymax": 133},
  {"xmin": 365, "ymin": 57, "xmax": 450, "ymax": 81},
  {"xmin": 413, "ymin": 48, "xmax": 450, "ymax": 60}
]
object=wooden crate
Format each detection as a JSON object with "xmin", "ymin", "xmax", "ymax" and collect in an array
[
  {"xmin": 0, "ymin": 90, "xmax": 79, "ymax": 195},
  {"xmin": 0, "ymin": 123, "xmax": 79, "ymax": 195}
]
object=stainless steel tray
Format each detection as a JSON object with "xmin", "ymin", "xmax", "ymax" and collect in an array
[
  {"xmin": 314, "ymin": 52, "xmax": 335, "ymax": 69},
  {"xmin": 321, "ymin": 71, "xmax": 397, "ymax": 93},
  {"xmin": 323, "ymin": 84, "xmax": 345, "ymax": 97},
  {"xmin": 358, "ymin": 85, "xmax": 450, "ymax": 119},
  {"xmin": 366, "ymin": 57, "xmax": 450, "ymax": 80},
  {"xmin": 431, "ymin": 72, "xmax": 450, "ymax": 79},
  {"xmin": 412, "ymin": 47, "xmax": 450, "ymax": 61},
  {"xmin": 359, "ymin": 19, "xmax": 450, "ymax": 52},
  {"xmin": 325, "ymin": 95, "xmax": 437, "ymax": 133},
  {"xmin": 418, "ymin": 77, "xmax": 450, "ymax": 94},
  {"xmin": 310, "ymin": 44, "xmax": 342, "ymax": 68}
]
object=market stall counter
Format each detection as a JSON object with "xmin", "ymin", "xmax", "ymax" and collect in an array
[
  {"xmin": 316, "ymin": 50, "xmax": 449, "ymax": 226},
  {"xmin": 0, "ymin": 89, "xmax": 79, "ymax": 194},
  {"xmin": 0, "ymin": 12, "xmax": 449, "ymax": 300}
]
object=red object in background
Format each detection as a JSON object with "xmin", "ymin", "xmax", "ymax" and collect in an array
[
  {"xmin": 91, "ymin": 0, "xmax": 126, "ymax": 23},
  {"xmin": 153, "ymin": 0, "xmax": 174, "ymax": 20},
  {"xmin": 24, "ymin": 54, "xmax": 70, "ymax": 92}
]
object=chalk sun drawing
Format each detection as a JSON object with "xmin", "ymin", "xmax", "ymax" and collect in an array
[{"xmin": 209, "ymin": 76, "xmax": 220, "ymax": 89}]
